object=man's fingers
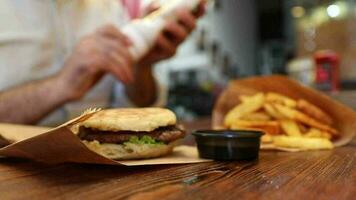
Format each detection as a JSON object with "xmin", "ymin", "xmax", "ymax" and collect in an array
[
  {"xmin": 90, "ymin": 55, "xmax": 129, "ymax": 83},
  {"xmin": 97, "ymin": 24, "xmax": 132, "ymax": 46},
  {"xmin": 175, "ymin": 9, "xmax": 197, "ymax": 33},
  {"xmin": 109, "ymin": 52, "xmax": 134, "ymax": 83},
  {"xmin": 194, "ymin": 1, "xmax": 207, "ymax": 17},
  {"xmin": 156, "ymin": 34, "xmax": 176, "ymax": 57},
  {"xmin": 90, "ymin": 35, "xmax": 133, "ymax": 84},
  {"xmin": 99, "ymin": 35, "xmax": 133, "ymax": 65},
  {"xmin": 115, "ymin": 46, "xmax": 133, "ymax": 66},
  {"xmin": 97, "ymin": 36, "xmax": 134, "ymax": 84},
  {"xmin": 163, "ymin": 20, "xmax": 188, "ymax": 44}
]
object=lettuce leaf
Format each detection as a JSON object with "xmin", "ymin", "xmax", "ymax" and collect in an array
[{"xmin": 126, "ymin": 135, "xmax": 163, "ymax": 145}]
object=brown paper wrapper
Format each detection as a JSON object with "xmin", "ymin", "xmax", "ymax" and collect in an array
[
  {"xmin": 212, "ymin": 75, "xmax": 356, "ymax": 151},
  {"xmin": 0, "ymin": 112, "xmax": 210, "ymax": 166}
]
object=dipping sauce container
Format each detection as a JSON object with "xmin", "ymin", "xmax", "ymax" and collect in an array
[{"xmin": 193, "ymin": 130, "xmax": 263, "ymax": 161}]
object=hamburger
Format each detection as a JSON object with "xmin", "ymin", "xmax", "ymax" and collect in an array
[{"xmin": 76, "ymin": 108, "xmax": 185, "ymax": 160}]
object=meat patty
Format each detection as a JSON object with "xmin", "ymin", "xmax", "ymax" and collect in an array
[{"xmin": 78, "ymin": 125, "xmax": 185, "ymax": 144}]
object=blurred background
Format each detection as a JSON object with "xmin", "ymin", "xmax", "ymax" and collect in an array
[{"xmin": 156, "ymin": 0, "xmax": 356, "ymax": 120}]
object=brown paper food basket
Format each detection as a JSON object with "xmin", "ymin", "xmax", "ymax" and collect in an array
[
  {"xmin": 212, "ymin": 75, "xmax": 356, "ymax": 151},
  {"xmin": 0, "ymin": 112, "xmax": 210, "ymax": 166}
]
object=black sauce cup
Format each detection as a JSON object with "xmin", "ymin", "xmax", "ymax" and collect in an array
[{"xmin": 192, "ymin": 130, "xmax": 263, "ymax": 161}]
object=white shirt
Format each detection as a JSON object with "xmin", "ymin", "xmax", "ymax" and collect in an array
[{"xmin": 0, "ymin": 0, "xmax": 165, "ymax": 126}]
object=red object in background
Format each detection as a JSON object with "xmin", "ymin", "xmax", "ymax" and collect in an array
[{"xmin": 314, "ymin": 50, "xmax": 340, "ymax": 92}]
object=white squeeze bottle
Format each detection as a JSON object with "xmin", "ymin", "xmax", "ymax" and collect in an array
[{"xmin": 122, "ymin": 0, "xmax": 201, "ymax": 61}]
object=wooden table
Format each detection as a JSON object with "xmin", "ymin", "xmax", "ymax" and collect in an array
[{"xmin": 0, "ymin": 118, "xmax": 355, "ymax": 200}]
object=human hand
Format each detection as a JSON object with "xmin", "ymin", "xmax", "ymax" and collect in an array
[
  {"xmin": 58, "ymin": 24, "xmax": 134, "ymax": 101},
  {"xmin": 137, "ymin": 1, "xmax": 206, "ymax": 67}
]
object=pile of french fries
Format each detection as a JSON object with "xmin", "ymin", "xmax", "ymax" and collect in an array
[{"xmin": 224, "ymin": 92, "xmax": 338, "ymax": 150}]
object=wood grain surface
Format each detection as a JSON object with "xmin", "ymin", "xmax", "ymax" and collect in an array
[{"xmin": 0, "ymin": 118, "xmax": 355, "ymax": 200}]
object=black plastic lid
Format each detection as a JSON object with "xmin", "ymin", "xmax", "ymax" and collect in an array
[{"xmin": 193, "ymin": 130, "xmax": 263, "ymax": 138}]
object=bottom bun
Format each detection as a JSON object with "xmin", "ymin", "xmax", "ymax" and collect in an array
[{"xmin": 82, "ymin": 140, "xmax": 178, "ymax": 160}]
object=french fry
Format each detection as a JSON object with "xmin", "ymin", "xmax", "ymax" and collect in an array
[
  {"xmin": 280, "ymin": 120, "xmax": 302, "ymax": 137},
  {"xmin": 230, "ymin": 120, "xmax": 281, "ymax": 135},
  {"xmin": 304, "ymin": 128, "xmax": 332, "ymax": 140},
  {"xmin": 224, "ymin": 93, "xmax": 265, "ymax": 127},
  {"xmin": 273, "ymin": 104, "xmax": 296, "ymax": 119},
  {"xmin": 321, "ymin": 132, "xmax": 332, "ymax": 140},
  {"xmin": 273, "ymin": 104, "xmax": 338, "ymax": 136},
  {"xmin": 297, "ymin": 99, "xmax": 333, "ymax": 125},
  {"xmin": 263, "ymin": 103, "xmax": 285, "ymax": 119},
  {"xmin": 266, "ymin": 92, "xmax": 297, "ymax": 108},
  {"xmin": 240, "ymin": 112, "xmax": 271, "ymax": 121},
  {"xmin": 223, "ymin": 92, "xmax": 338, "ymax": 151},
  {"xmin": 239, "ymin": 95, "xmax": 250, "ymax": 103},
  {"xmin": 231, "ymin": 120, "xmax": 279, "ymax": 127},
  {"xmin": 304, "ymin": 128, "xmax": 322, "ymax": 138},
  {"xmin": 273, "ymin": 136, "xmax": 334, "ymax": 150},
  {"xmin": 261, "ymin": 134, "xmax": 273, "ymax": 143}
]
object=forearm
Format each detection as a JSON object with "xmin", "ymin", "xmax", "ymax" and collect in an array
[
  {"xmin": 125, "ymin": 65, "xmax": 158, "ymax": 107},
  {"xmin": 0, "ymin": 75, "xmax": 71, "ymax": 124}
]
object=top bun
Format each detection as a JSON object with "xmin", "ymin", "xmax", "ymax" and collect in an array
[{"xmin": 81, "ymin": 108, "xmax": 177, "ymax": 132}]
